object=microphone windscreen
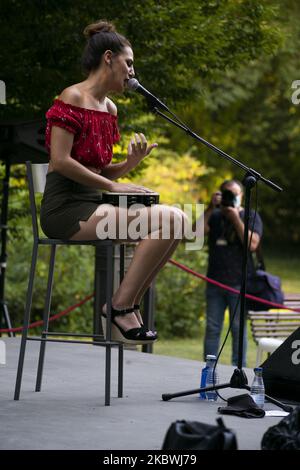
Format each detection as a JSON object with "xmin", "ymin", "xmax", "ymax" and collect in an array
[{"xmin": 127, "ymin": 78, "xmax": 140, "ymax": 91}]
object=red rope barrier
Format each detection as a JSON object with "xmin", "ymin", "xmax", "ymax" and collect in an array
[
  {"xmin": 1, "ymin": 258, "xmax": 299, "ymax": 334},
  {"xmin": 168, "ymin": 259, "xmax": 300, "ymax": 313},
  {"xmin": 0, "ymin": 293, "xmax": 94, "ymax": 333}
]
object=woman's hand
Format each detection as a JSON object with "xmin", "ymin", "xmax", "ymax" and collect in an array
[
  {"xmin": 109, "ymin": 181, "xmax": 154, "ymax": 194},
  {"xmin": 127, "ymin": 133, "xmax": 158, "ymax": 169}
]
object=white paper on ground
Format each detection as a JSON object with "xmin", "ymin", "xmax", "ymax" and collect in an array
[{"xmin": 265, "ymin": 410, "xmax": 290, "ymax": 417}]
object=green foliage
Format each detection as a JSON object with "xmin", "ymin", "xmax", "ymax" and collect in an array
[
  {"xmin": 122, "ymin": 148, "xmax": 209, "ymax": 205},
  {"xmin": 165, "ymin": 1, "xmax": 300, "ymax": 243},
  {"xmin": 0, "ymin": 0, "xmax": 279, "ymax": 118}
]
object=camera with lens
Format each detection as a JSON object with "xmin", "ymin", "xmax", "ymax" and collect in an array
[{"xmin": 221, "ymin": 189, "xmax": 236, "ymax": 207}]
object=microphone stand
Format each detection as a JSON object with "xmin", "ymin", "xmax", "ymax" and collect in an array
[{"xmin": 149, "ymin": 105, "xmax": 292, "ymax": 413}]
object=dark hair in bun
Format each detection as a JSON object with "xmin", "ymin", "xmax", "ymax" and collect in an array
[{"xmin": 82, "ymin": 20, "xmax": 131, "ymax": 73}]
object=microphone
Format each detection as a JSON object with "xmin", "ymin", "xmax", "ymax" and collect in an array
[{"xmin": 127, "ymin": 78, "xmax": 170, "ymax": 112}]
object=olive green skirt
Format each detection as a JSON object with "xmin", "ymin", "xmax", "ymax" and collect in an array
[{"xmin": 40, "ymin": 171, "xmax": 103, "ymax": 239}]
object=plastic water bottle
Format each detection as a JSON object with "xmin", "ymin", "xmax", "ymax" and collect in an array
[
  {"xmin": 200, "ymin": 354, "xmax": 219, "ymax": 401},
  {"xmin": 199, "ymin": 360, "xmax": 209, "ymax": 400},
  {"xmin": 250, "ymin": 367, "xmax": 265, "ymax": 409}
]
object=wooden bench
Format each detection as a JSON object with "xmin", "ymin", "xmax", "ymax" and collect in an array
[{"xmin": 248, "ymin": 296, "xmax": 300, "ymax": 366}]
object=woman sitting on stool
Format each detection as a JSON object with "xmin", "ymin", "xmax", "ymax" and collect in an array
[{"xmin": 41, "ymin": 20, "xmax": 187, "ymax": 345}]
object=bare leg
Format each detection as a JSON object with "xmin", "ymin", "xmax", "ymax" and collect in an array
[
  {"xmin": 133, "ymin": 237, "xmax": 180, "ymax": 326},
  {"xmin": 132, "ymin": 206, "xmax": 188, "ymax": 322},
  {"xmin": 70, "ymin": 204, "xmax": 186, "ymax": 332},
  {"xmin": 112, "ymin": 229, "xmax": 180, "ymax": 317},
  {"xmin": 133, "ymin": 237, "xmax": 180, "ymax": 306},
  {"xmin": 111, "ymin": 210, "xmax": 186, "ymax": 308}
]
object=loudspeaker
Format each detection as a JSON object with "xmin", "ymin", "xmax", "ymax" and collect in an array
[
  {"xmin": 261, "ymin": 327, "xmax": 300, "ymax": 402},
  {"xmin": 0, "ymin": 119, "xmax": 47, "ymax": 163}
]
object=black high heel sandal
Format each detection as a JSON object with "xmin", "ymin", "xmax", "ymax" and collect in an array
[
  {"xmin": 102, "ymin": 306, "xmax": 157, "ymax": 345},
  {"xmin": 134, "ymin": 304, "xmax": 158, "ymax": 338}
]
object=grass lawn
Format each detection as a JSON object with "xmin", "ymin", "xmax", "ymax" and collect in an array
[
  {"xmin": 152, "ymin": 245, "xmax": 300, "ymax": 369},
  {"xmin": 152, "ymin": 319, "xmax": 258, "ymax": 368}
]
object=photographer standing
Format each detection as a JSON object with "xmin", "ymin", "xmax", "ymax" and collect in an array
[{"xmin": 198, "ymin": 179, "xmax": 263, "ymax": 366}]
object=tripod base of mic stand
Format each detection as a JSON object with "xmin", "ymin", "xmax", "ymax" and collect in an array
[{"xmin": 162, "ymin": 368, "xmax": 293, "ymax": 413}]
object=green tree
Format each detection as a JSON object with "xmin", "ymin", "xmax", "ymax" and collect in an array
[
  {"xmin": 0, "ymin": 0, "xmax": 279, "ymax": 117},
  {"xmin": 174, "ymin": 0, "xmax": 300, "ymax": 243}
]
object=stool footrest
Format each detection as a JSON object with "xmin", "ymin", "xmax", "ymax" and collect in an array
[
  {"xmin": 26, "ymin": 336, "xmax": 121, "ymax": 346},
  {"xmin": 42, "ymin": 331, "xmax": 104, "ymax": 339}
]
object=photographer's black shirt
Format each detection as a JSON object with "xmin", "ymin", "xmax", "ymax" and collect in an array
[{"xmin": 207, "ymin": 209, "xmax": 263, "ymax": 286}]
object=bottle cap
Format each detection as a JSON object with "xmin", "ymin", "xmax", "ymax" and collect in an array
[
  {"xmin": 254, "ymin": 367, "xmax": 263, "ymax": 372},
  {"xmin": 206, "ymin": 355, "xmax": 217, "ymax": 360}
]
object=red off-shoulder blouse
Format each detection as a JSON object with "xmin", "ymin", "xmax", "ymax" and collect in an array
[{"xmin": 45, "ymin": 99, "xmax": 120, "ymax": 170}]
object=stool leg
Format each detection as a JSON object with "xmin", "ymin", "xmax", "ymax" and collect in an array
[
  {"xmin": 119, "ymin": 244, "xmax": 125, "ymax": 283},
  {"xmin": 14, "ymin": 243, "xmax": 39, "ymax": 400},
  {"xmin": 105, "ymin": 244, "xmax": 114, "ymax": 405},
  {"xmin": 35, "ymin": 245, "xmax": 56, "ymax": 392},
  {"xmin": 118, "ymin": 244, "xmax": 124, "ymax": 397},
  {"xmin": 118, "ymin": 344, "xmax": 124, "ymax": 398},
  {"xmin": 105, "ymin": 344, "xmax": 112, "ymax": 406},
  {"xmin": 142, "ymin": 283, "xmax": 155, "ymax": 354}
]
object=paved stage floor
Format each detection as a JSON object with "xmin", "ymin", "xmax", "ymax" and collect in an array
[{"xmin": 0, "ymin": 338, "xmax": 290, "ymax": 450}]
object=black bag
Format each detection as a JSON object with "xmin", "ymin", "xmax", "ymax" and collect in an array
[
  {"xmin": 261, "ymin": 407, "xmax": 300, "ymax": 450},
  {"xmin": 161, "ymin": 418, "xmax": 238, "ymax": 450},
  {"xmin": 247, "ymin": 243, "xmax": 284, "ymax": 311},
  {"xmin": 246, "ymin": 269, "xmax": 284, "ymax": 311}
]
